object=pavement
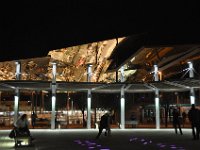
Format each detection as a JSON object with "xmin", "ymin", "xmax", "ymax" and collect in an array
[{"xmin": 0, "ymin": 128, "xmax": 200, "ymax": 150}]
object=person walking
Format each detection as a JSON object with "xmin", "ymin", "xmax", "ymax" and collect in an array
[
  {"xmin": 172, "ymin": 107, "xmax": 183, "ymax": 135},
  {"xmin": 95, "ymin": 110, "xmax": 114, "ymax": 139},
  {"xmin": 188, "ymin": 104, "xmax": 200, "ymax": 140}
]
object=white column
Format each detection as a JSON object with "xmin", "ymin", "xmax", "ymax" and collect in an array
[
  {"xmin": 155, "ymin": 89, "xmax": 160, "ymax": 129},
  {"xmin": 14, "ymin": 61, "xmax": 21, "ymax": 123},
  {"xmin": 51, "ymin": 63, "xmax": 57, "ymax": 129},
  {"xmin": 87, "ymin": 64, "xmax": 92, "ymax": 129},
  {"xmin": 154, "ymin": 64, "xmax": 160, "ymax": 129},
  {"xmin": 120, "ymin": 66, "xmax": 125, "ymax": 129},
  {"xmin": 188, "ymin": 61, "xmax": 195, "ymax": 104},
  {"xmin": 14, "ymin": 89, "xmax": 19, "ymax": 122},
  {"xmin": 190, "ymin": 88, "xmax": 195, "ymax": 105},
  {"xmin": 87, "ymin": 90, "xmax": 91, "ymax": 129},
  {"xmin": 120, "ymin": 87, "xmax": 125, "ymax": 129},
  {"xmin": 87, "ymin": 64, "xmax": 92, "ymax": 82},
  {"xmin": 188, "ymin": 61, "xmax": 194, "ymax": 78},
  {"xmin": 154, "ymin": 64, "xmax": 159, "ymax": 81}
]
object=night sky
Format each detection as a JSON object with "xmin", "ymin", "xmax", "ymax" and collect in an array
[{"xmin": 1, "ymin": 1, "xmax": 200, "ymax": 61}]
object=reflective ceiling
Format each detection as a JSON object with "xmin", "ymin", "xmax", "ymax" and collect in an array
[{"xmin": 0, "ymin": 36, "xmax": 200, "ymax": 83}]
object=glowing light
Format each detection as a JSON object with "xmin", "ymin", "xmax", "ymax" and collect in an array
[
  {"xmin": 130, "ymin": 57, "xmax": 135, "ymax": 62},
  {"xmin": 120, "ymin": 97, "xmax": 125, "ymax": 129},
  {"xmin": 52, "ymin": 96, "xmax": 56, "ymax": 109},
  {"xmin": 154, "ymin": 65, "xmax": 159, "ymax": 81},
  {"xmin": 190, "ymin": 88, "xmax": 195, "ymax": 104},
  {"xmin": 155, "ymin": 97, "xmax": 160, "ymax": 130},
  {"xmin": 87, "ymin": 90, "xmax": 92, "ymax": 129},
  {"xmin": 190, "ymin": 95, "xmax": 195, "ymax": 104},
  {"xmin": 121, "ymin": 97, "xmax": 125, "ymax": 108},
  {"xmin": 14, "ymin": 96, "xmax": 19, "ymax": 105}
]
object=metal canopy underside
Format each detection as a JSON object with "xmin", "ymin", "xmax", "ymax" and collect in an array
[{"xmin": 0, "ymin": 78, "xmax": 199, "ymax": 93}]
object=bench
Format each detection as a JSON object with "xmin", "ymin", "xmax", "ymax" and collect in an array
[
  {"xmin": 15, "ymin": 136, "xmax": 31, "ymax": 147},
  {"xmin": 14, "ymin": 129, "xmax": 32, "ymax": 147},
  {"xmin": 125, "ymin": 120, "xmax": 138, "ymax": 128}
]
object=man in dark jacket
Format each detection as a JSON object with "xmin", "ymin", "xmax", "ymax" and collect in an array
[
  {"xmin": 188, "ymin": 104, "xmax": 200, "ymax": 140},
  {"xmin": 95, "ymin": 111, "xmax": 113, "ymax": 139}
]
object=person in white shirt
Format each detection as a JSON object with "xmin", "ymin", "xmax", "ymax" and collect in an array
[{"xmin": 14, "ymin": 114, "xmax": 31, "ymax": 137}]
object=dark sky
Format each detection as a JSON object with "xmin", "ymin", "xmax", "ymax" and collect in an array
[{"xmin": 0, "ymin": 1, "xmax": 200, "ymax": 61}]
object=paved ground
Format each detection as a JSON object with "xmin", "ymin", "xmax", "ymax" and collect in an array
[{"xmin": 0, "ymin": 128, "xmax": 200, "ymax": 150}]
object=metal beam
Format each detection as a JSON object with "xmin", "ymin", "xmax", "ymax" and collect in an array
[
  {"xmin": 91, "ymin": 84, "xmax": 110, "ymax": 91},
  {"xmin": 164, "ymin": 81, "xmax": 190, "ymax": 89},
  {"xmin": 0, "ymin": 83, "xmax": 16, "ymax": 89},
  {"xmin": 159, "ymin": 47, "xmax": 200, "ymax": 71},
  {"xmin": 124, "ymin": 84, "xmax": 132, "ymax": 91},
  {"xmin": 144, "ymin": 83, "xmax": 157, "ymax": 90}
]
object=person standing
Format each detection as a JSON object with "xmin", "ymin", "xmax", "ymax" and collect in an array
[
  {"xmin": 31, "ymin": 112, "xmax": 37, "ymax": 129},
  {"xmin": 188, "ymin": 104, "xmax": 200, "ymax": 140},
  {"xmin": 172, "ymin": 107, "xmax": 183, "ymax": 135}
]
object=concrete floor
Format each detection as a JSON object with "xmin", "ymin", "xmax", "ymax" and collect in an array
[{"xmin": 0, "ymin": 129, "xmax": 200, "ymax": 150}]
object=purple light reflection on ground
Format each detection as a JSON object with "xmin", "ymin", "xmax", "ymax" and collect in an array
[
  {"xmin": 159, "ymin": 145, "xmax": 166, "ymax": 148},
  {"xmin": 88, "ymin": 147, "xmax": 95, "ymax": 149},
  {"xmin": 87, "ymin": 142, "xmax": 96, "ymax": 145},
  {"xmin": 141, "ymin": 139, "xmax": 145, "ymax": 142},
  {"xmin": 74, "ymin": 139, "xmax": 110, "ymax": 150},
  {"xmin": 129, "ymin": 137, "xmax": 138, "ymax": 142},
  {"xmin": 74, "ymin": 139, "xmax": 82, "ymax": 145},
  {"xmin": 143, "ymin": 142, "xmax": 148, "ymax": 145},
  {"xmin": 129, "ymin": 136, "xmax": 185, "ymax": 150},
  {"xmin": 130, "ymin": 137, "xmax": 154, "ymax": 146}
]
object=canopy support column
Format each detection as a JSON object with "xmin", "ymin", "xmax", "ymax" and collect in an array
[
  {"xmin": 51, "ymin": 62, "xmax": 57, "ymax": 129},
  {"xmin": 120, "ymin": 86, "xmax": 125, "ymax": 129},
  {"xmin": 154, "ymin": 64, "xmax": 160, "ymax": 129},
  {"xmin": 155, "ymin": 89, "xmax": 160, "ymax": 129},
  {"xmin": 14, "ymin": 61, "xmax": 21, "ymax": 123},
  {"xmin": 188, "ymin": 61, "xmax": 195, "ymax": 104},
  {"xmin": 87, "ymin": 64, "xmax": 92, "ymax": 129},
  {"xmin": 120, "ymin": 66, "xmax": 125, "ymax": 129},
  {"xmin": 87, "ymin": 90, "xmax": 91, "ymax": 129}
]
